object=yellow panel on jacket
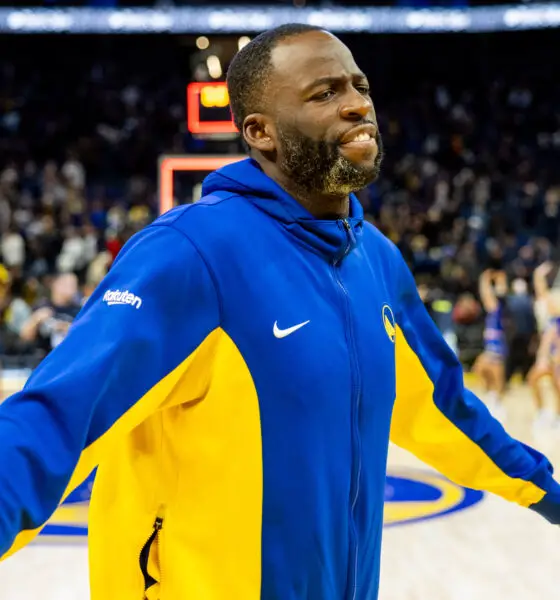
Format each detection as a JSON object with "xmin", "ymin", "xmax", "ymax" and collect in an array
[{"xmin": 88, "ymin": 328, "xmax": 262, "ymax": 599}]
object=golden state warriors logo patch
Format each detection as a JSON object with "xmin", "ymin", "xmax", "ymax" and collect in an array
[
  {"xmin": 382, "ymin": 304, "xmax": 396, "ymax": 343},
  {"xmin": 35, "ymin": 469, "xmax": 483, "ymax": 543}
]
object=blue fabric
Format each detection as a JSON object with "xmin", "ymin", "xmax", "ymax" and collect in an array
[
  {"xmin": 530, "ymin": 491, "xmax": 560, "ymax": 524},
  {"xmin": 0, "ymin": 156, "xmax": 559, "ymax": 598},
  {"xmin": 0, "ymin": 223, "xmax": 220, "ymax": 553},
  {"xmin": 397, "ymin": 262, "xmax": 560, "ymax": 499}
]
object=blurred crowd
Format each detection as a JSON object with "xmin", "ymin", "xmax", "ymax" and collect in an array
[
  {"xmin": 1, "ymin": 34, "xmax": 560, "ymax": 374},
  {"xmin": 364, "ymin": 73, "xmax": 560, "ymax": 369},
  {"xmin": 0, "ymin": 145, "xmax": 158, "ymax": 365}
]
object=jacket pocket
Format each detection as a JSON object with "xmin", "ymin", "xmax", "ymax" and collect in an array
[{"xmin": 139, "ymin": 507, "xmax": 165, "ymax": 600}]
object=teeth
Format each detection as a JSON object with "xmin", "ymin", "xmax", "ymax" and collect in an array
[{"xmin": 353, "ymin": 133, "xmax": 371, "ymax": 142}]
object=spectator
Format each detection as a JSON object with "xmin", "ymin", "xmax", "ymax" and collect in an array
[
  {"xmin": 418, "ymin": 282, "xmax": 458, "ymax": 354},
  {"xmin": 1, "ymin": 34, "xmax": 560, "ymax": 370},
  {"xmin": 20, "ymin": 273, "xmax": 81, "ymax": 355},
  {"xmin": 505, "ymin": 278, "xmax": 537, "ymax": 384},
  {"xmin": 56, "ymin": 226, "xmax": 88, "ymax": 274},
  {"xmin": 1, "ymin": 225, "xmax": 25, "ymax": 270}
]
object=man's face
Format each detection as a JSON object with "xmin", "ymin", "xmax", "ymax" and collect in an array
[
  {"xmin": 52, "ymin": 274, "xmax": 78, "ymax": 305},
  {"xmin": 266, "ymin": 31, "xmax": 383, "ymax": 196}
]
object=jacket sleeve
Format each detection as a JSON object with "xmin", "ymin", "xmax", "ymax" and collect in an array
[
  {"xmin": 389, "ymin": 249, "xmax": 560, "ymax": 523},
  {"xmin": 0, "ymin": 219, "xmax": 221, "ymax": 558}
]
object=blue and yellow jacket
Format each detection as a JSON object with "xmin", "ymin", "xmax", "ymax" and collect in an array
[{"xmin": 1, "ymin": 158, "xmax": 560, "ymax": 600}]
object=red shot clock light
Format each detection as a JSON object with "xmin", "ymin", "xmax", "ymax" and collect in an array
[{"xmin": 186, "ymin": 82, "xmax": 238, "ymax": 135}]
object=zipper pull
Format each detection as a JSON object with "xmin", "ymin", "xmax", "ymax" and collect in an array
[
  {"xmin": 338, "ymin": 218, "xmax": 356, "ymax": 263},
  {"xmin": 342, "ymin": 218, "xmax": 356, "ymax": 245},
  {"xmin": 154, "ymin": 505, "xmax": 166, "ymax": 530}
]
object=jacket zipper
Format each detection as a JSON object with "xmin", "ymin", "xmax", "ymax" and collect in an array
[
  {"xmin": 139, "ymin": 507, "xmax": 165, "ymax": 598},
  {"xmin": 334, "ymin": 219, "xmax": 362, "ymax": 600}
]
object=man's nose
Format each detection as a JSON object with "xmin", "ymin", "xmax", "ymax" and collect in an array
[{"xmin": 340, "ymin": 91, "xmax": 374, "ymax": 121}]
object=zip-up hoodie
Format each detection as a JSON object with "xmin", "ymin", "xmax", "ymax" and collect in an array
[{"xmin": 0, "ymin": 157, "xmax": 559, "ymax": 600}]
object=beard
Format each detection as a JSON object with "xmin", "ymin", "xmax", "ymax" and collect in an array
[{"xmin": 277, "ymin": 123, "xmax": 384, "ymax": 197}]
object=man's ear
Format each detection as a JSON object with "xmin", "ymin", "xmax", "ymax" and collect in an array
[{"xmin": 243, "ymin": 114, "xmax": 275, "ymax": 153}]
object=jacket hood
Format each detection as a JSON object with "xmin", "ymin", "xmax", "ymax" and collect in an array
[{"xmin": 202, "ymin": 157, "xmax": 364, "ymax": 263}]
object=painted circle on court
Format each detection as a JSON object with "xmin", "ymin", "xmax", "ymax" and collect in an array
[{"xmin": 384, "ymin": 469, "xmax": 484, "ymax": 527}]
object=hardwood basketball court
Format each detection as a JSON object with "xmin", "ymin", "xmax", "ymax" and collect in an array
[{"xmin": 0, "ymin": 376, "xmax": 558, "ymax": 600}]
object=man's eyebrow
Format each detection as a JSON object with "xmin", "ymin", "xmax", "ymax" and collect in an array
[{"xmin": 302, "ymin": 73, "xmax": 369, "ymax": 94}]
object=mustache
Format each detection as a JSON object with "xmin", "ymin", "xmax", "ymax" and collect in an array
[{"xmin": 336, "ymin": 121, "xmax": 379, "ymax": 144}]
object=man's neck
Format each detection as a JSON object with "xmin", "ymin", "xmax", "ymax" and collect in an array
[
  {"xmin": 259, "ymin": 161, "xmax": 350, "ymax": 220},
  {"xmin": 281, "ymin": 179, "xmax": 350, "ymax": 219}
]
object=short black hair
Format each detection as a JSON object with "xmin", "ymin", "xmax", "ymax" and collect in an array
[{"xmin": 227, "ymin": 23, "xmax": 324, "ymax": 131}]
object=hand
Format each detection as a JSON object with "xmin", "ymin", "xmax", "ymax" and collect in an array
[
  {"xmin": 32, "ymin": 307, "xmax": 54, "ymax": 324},
  {"xmin": 535, "ymin": 262, "xmax": 554, "ymax": 277},
  {"xmin": 53, "ymin": 321, "xmax": 71, "ymax": 334},
  {"xmin": 494, "ymin": 270, "xmax": 507, "ymax": 286}
]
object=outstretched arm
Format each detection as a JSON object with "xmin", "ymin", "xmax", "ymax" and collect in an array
[
  {"xmin": 479, "ymin": 269, "xmax": 499, "ymax": 313},
  {"xmin": 0, "ymin": 216, "xmax": 220, "ymax": 559},
  {"xmin": 389, "ymin": 248, "xmax": 560, "ymax": 523},
  {"xmin": 534, "ymin": 262, "xmax": 553, "ymax": 301}
]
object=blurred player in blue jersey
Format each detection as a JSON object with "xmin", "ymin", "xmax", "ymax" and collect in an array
[{"xmin": 473, "ymin": 269, "xmax": 509, "ymax": 419}]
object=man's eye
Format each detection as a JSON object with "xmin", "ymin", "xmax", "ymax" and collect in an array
[
  {"xmin": 356, "ymin": 85, "xmax": 371, "ymax": 95},
  {"xmin": 314, "ymin": 89, "xmax": 335, "ymax": 101}
]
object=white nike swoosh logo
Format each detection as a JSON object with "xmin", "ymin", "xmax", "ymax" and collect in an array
[{"xmin": 273, "ymin": 320, "xmax": 310, "ymax": 339}]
